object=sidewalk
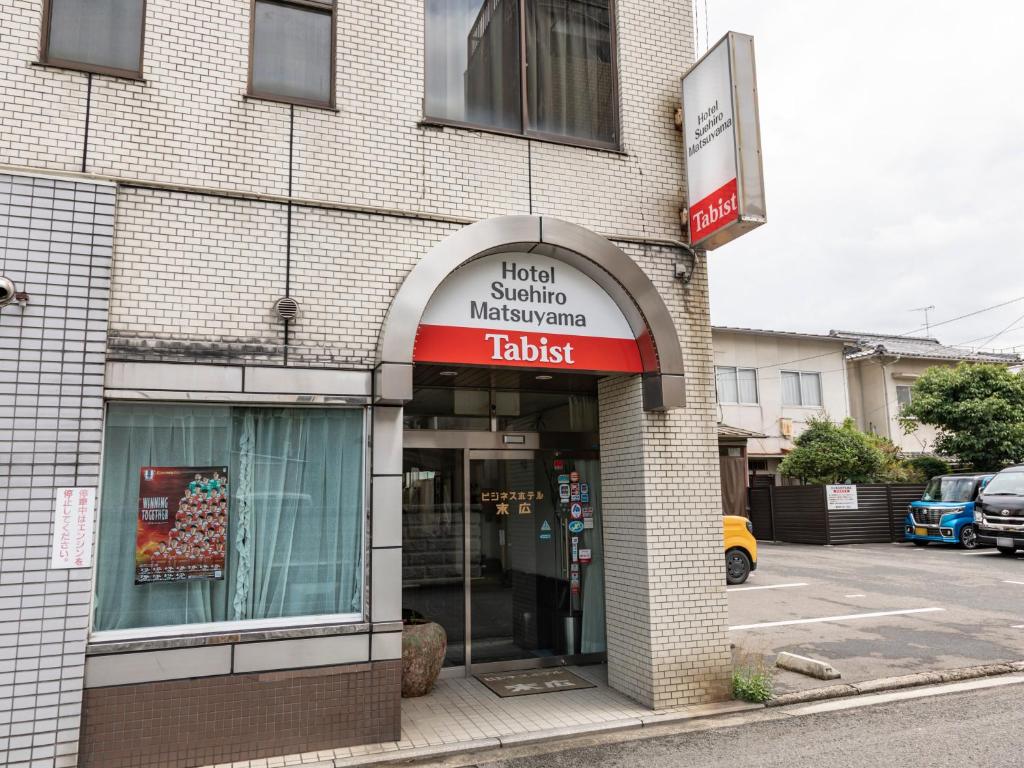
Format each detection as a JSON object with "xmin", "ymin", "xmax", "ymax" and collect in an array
[{"xmin": 201, "ymin": 665, "xmax": 756, "ymax": 768}]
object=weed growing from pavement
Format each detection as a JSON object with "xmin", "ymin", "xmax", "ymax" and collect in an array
[{"xmin": 732, "ymin": 653, "xmax": 774, "ymax": 703}]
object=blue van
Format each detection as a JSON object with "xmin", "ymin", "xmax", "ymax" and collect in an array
[{"xmin": 904, "ymin": 473, "xmax": 994, "ymax": 549}]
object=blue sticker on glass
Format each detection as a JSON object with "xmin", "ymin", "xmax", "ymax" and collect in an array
[{"xmin": 568, "ymin": 520, "xmax": 584, "ymax": 534}]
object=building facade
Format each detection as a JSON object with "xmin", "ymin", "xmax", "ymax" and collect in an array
[
  {"xmin": 711, "ymin": 327, "xmax": 850, "ymax": 485},
  {"xmin": 0, "ymin": 2, "xmax": 731, "ymax": 767},
  {"xmin": 835, "ymin": 331, "xmax": 1020, "ymax": 454}
]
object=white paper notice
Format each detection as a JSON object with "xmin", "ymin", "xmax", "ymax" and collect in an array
[{"xmin": 51, "ymin": 487, "xmax": 96, "ymax": 569}]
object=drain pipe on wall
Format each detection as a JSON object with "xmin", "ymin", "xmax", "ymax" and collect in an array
[{"xmin": 880, "ymin": 354, "xmax": 901, "ymax": 440}]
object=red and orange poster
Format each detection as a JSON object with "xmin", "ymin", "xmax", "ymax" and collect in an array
[{"xmin": 135, "ymin": 466, "xmax": 229, "ymax": 585}]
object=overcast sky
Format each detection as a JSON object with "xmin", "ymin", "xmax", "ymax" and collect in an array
[{"xmin": 700, "ymin": 0, "xmax": 1024, "ymax": 353}]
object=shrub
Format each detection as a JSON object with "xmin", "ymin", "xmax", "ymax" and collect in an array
[
  {"xmin": 731, "ymin": 662, "xmax": 774, "ymax": 703},
  {"xmin": 908, "ymin": 454, "xmax": 951, "ymax": 480}
]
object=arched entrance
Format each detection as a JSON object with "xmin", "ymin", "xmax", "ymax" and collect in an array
[
  {"xmin": 369, "ymin": 216, "xmax": 699, "ymax": 683},
  {"xmin": 374, "ymin": 215, "xmax": 686, "ymax": 411}
]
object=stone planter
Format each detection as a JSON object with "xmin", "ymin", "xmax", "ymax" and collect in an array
[{"xmin": 401, "ymin": 620, "xmax": 447, "ymax": 697}]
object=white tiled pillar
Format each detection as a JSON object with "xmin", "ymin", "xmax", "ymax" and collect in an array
[{"xmin": 598, "ymin": 375, "xmax": 732, "ymax": 710}]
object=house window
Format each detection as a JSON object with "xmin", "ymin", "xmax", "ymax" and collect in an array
[
  {"xmin": 896, "ymin": 384, "xmax": 913, "ymax": 411},
  {"xmin": 781, "ymin": 371, "xmax": 823, "ymax": 407},
  {"xmin": 250, "ymin": 0, "xmax": 335, "ymax": 107},
  {"xmin": 715, "ymin": 366, "xmax": 759, "ymax": 404},
  {"xmin": 42, "ymin": 0, "xmax": 146, "ymax": 78},
  {"xmin": 424, "ymin": 0, "xmax": 619, "ymax": 148},
  {"xmin": 92, "ymin": 403, "xmax": 365, "ymax": 636}
]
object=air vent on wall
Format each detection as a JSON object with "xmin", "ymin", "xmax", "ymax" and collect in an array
[{"xmin": 275, "ymin": 296, "xmax": 299, "ymax": 321}]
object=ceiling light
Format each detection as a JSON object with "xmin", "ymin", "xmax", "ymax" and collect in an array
[
  {"xmin": 535, "ymin": 374, "xmax": 553, "ymax": 381},
  {"xmin": 439, "ymin": 370, "xmax": 459, "ymax": 377}
]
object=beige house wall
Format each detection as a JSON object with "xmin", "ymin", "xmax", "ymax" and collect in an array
[{"xmin": 712, "ymin": 330, "xmax": 851, "ymax": 460}]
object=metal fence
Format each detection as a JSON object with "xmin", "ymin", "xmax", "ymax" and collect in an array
[{"xmin": 748, "ymin": 483, "xmax": 927, "ymax": 545}]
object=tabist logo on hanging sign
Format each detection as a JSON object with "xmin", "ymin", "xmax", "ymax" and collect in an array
[
  {"xmin": 415, "ymin": 253, "xmax": 643, "ymax": 373},
  {"xmin": 681, "ymin": 32, "xmax": 766, "ymax": 250}
]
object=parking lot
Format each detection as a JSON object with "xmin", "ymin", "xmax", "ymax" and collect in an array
[{"xmin": 729, "ymin": 542, "xmax": 1024, "ymax": 692}]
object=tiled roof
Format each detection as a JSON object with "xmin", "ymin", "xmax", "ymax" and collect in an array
[
  {"xmin": 712, "ymin": 325, "xmax": 845, "ymax": 343},
  {"xmin": 717, "ymin": 424, "xmax": 767, "ymax": 440},
  {"xmin": 830, "ymin": 330, "xmax": 1020, "ymax": 364}
]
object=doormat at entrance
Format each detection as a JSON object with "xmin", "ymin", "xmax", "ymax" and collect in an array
[{"xmin": 475, "ymin": 667, "xmax": 597, "ymax": 697}]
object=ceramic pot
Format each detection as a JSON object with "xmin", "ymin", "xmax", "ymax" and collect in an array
[{"xmin": 401, "ymin": 620, "xmax": 447, "ymax": 697}]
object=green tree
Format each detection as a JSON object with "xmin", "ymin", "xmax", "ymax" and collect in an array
[
  {"xmin": 900, "ymin": 363, "xmax": 1024, "ymax": 471},
  {"xmin": 779, "ymin": 417, "xmax": 885, "ymax": 484},
  {"xmin": 864, "ymin": 432, "xmax": 926, "ymax": 483}
]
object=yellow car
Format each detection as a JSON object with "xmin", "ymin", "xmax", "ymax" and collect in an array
[{"xmin": 724, "ymin": 515, "xmax": 758, "ymax": 585}]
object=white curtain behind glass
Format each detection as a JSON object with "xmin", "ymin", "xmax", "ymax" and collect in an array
[
  {"xmin": 737, "ymin": 368, "xmax": 758, "ymax": 404},
  {"xmin": 781, "ymin": 372, "xmax": 801, "ymax": 406},
  {"xmin": 94, "ymin": 404, "xmax": 232, "ymax": 630},
  {"xmin": 232, "ymin": 408, "xmax": 363, "ymax": 620},
  {"xmin": 94, "ymin": 404, "xmax": 363, "ymax": 633}
]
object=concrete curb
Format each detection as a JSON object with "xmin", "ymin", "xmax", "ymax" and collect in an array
[{"xmin": 767, "ymin": 661, "xmax": 1024, "ymax": 707}]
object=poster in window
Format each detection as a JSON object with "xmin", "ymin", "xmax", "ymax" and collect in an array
[{"xmin": 135, "ymin": 466, "xmax": 229, "ymax": 585}]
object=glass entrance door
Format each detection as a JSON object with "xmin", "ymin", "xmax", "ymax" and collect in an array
[
  {"xmin": 468, "ymin": 449, "xmax": 605, "ymax": 669},
  {"xmin": 402, "ymin": 435, "xmax": 606, "ymax": 674}
]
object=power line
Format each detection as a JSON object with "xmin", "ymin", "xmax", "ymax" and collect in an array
[
  {"xmin": 894, "ymin": 294, "xmax": 1024, "ymax": 338},
  {"xmin": 971, "ymin": 310, "xmax": 1024, "ymax": 351}
]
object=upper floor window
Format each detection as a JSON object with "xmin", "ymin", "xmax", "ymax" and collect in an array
[
  {"xmin": 250, "ymin": 0, "xmax": 335, "ymax": 108},
  {"xmin": 424, "ymin": 0, "xmax": 619, "ymax": 149},
  {"xmin": 716, "ymin": 366, "xmax": 758, "ymax": 404},
  {"xmin": 42, "ymin": 0, "xmax": 146, "ymax": 79},
  {"xmin": 781, "ymin": 370, "xmax": 822, "ymax": 407},
  {"xmin": 896, "ymin": 384, "xmax": 913, "ymax": 412}
]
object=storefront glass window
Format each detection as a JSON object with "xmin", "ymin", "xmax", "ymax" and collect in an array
[{"xmin": 93, "ymin": 403, "xmax": 364, "ymax": 634}]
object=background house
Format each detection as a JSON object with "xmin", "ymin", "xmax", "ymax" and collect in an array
[
  {"xmin": 833, "ymin": 331, "xmax": 1021, "ymax": 454},
  {"xmin": 712, "ymin": 327, "xmax": 851, "ymax": 488}
]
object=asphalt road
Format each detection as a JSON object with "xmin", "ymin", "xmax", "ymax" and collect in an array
[
  {"xmin": 729, "ymin": 542, "xmax": 1024, "ymax": 691},
  {"xmin": 479, "ymin": 682, "xmax": 1024, "ymax": 768}
]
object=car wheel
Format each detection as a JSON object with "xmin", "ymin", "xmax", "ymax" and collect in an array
[
  {"xmin": 912, "ymin": 540, "xmax": 929, "ymax": 547},
  {"xmin": 959, "ymin": 524, "xmax": 979, "ymax": 550},
  {"xmin": 726, "ymin": 549, "xmax": 751, "ymax": 585},
  {"xmin": 997, "ymin": 546, "xmax": 1017, "ymax": 556}
]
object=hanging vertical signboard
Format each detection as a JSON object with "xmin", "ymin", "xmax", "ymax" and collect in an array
[
  {"xmin": 135, "ymin": 466, "xmax": 229, "ymax": 584},
  {"xmin": 681, "ymin": 32, "xmax": 766, "ymax": 249}
]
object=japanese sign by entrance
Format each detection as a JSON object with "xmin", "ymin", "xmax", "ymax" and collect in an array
[{"xmin": 51, "ymin": 487, "xmax": 95, "ymax": 569}]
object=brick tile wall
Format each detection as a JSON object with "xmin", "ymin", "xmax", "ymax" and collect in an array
[{"xmin": 0, "ymin": 173, "xmax": 113, "ymax": 768}]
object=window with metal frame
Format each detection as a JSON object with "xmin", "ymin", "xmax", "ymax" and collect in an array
[
  {"xmin": 41, "ymin": 0, "xmax": 146, "ymax": 79},
  {"xmin": 424, "ymin": 0, "xmax": 619, "ymax": 149},
  {"xmin": 715, "ymin": 366, "xmax": 759, "ymax": 404},
  {"xmin": 781, "ymin": 370, "xmax": 823, "ymax": 407},
  {"xmin": 250, "ymin": 0, "xmax": 336, "ymax": 108},
  {"xmin": 92, "ymin": 403, "xmax": 365, "ymax": 639},
  {"xmin": 896, "ymin": 384, "xmax": 913, "ymax": 411}
]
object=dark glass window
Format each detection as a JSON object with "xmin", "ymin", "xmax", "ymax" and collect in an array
[
  {"xmin": 425, "ymin": 0, "xmax": 618, "ymax": 147},
  {"xmin": 251, "ymin": 0, "xmax": 334, "ymax": 107},
  {"xmin": 43, "ymin": 0, "xmax": 146, "ymax": 77}
]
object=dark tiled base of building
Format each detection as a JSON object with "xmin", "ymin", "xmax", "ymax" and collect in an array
[{"xmin": 79, "ymin": 660, "xmax": 402, "ymax": 768}]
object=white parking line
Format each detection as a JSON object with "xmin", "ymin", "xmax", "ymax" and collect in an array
[
  {"xmin": 1012, "ymin": 625, "xmax": 1024, "ymax": 629},
  {"xmin": 729, "ymin": 607, "xmax": 944, "ymax": 631},
  {"xmin": 845, "ymin": 594, "xmax": 866, "ymax": 598},
  {"xmin": 1004, "ymin": 580, "xmax": 1024, "ymax": 585},
  {"xmin": 726, "ymin": 582, "xmax": 808, "ymax": 593},
  {"xmin": 962, "ymin": 550, "xmax": 999, "ymax": 556}
]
